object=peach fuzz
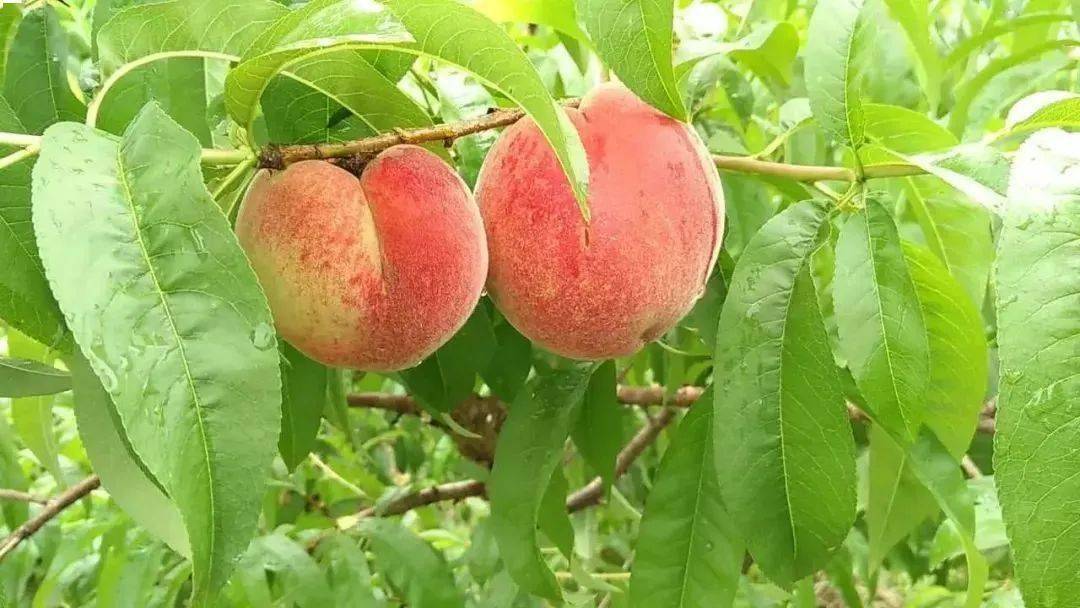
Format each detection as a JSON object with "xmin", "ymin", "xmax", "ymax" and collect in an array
[
  {"xmin": 475, "ymin": 83, "xmax": 725, "ymax": 360},
  {"xmin": 235, "ymin": 146, "xmax": 488, "ymax": 371}
]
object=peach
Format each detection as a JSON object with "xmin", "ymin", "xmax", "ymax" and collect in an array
[
  {"xmin": 235, "ymin": 146, "xmax": 487, "ymax": 371},
  {"xmin": 475, "ymin": 83, "xmax": 725, "ymax": 360}
]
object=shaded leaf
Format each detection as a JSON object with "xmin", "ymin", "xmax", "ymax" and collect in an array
[
  {"xmin": 278, "ymin": 342, "xmax": 328, "ymax": 471},
  {"xmin": 359, "ymin": 519, "xmax": 465, "ymax": 608},
  {"xmin": 68, "ymin": 352, "xmax": 189, "ymax": 556},
  {"xmin": 0, "ymin": 356, "xmax": 69, "ymax": 398},
  {"xmin": 571, "ymin": 360, "xmax": 621, "ymax": 493},
  {"xmin": 630, "ymin": 388, "xmax": 743, "ymax": 608},
  {"xmin": 489, "ymin": 361, "xmax": 596, "ymax": 601}
]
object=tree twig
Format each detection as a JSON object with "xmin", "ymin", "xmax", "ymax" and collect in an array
[
  {"xmin": 348, "ymin": 386, "xmax": 998, "ymax": 435},
  {"xmin": 0, "ymin": 489, "xmax": 47, "ymax": 504},
  {"xmin": 0, "ymin": 475, "xmax": 101, "ymax": 562},
  {"xmin": 355, "ymin": 479, "xmax": 486, "ymax": 519},
  {"xmin": 262, "ymin": 101, "xmax": 926, "ymax": 183},
  {"xmin": 567, "ymin": 407, "xmax": 679, "ymax": 512}
]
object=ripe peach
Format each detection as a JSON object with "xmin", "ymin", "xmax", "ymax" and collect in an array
[
  {"xmin": 475, "ymin": 83, "xmax": 725, "ymax": 360},
  {"xmin": 235, "ymin": 146, "xmax": 487, "ymax": 371}
]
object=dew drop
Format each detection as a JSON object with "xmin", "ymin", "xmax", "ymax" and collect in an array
[{"xmin": 251, "ymin": 322, "xmax": 275, "ymax": 350}]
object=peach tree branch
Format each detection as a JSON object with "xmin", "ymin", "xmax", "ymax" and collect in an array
[{"xmin": 0, "ymin": 475, "xmax": 101, "ymax": 562}]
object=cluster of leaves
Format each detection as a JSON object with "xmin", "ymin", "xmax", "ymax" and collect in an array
[{"xmin": 0, "ymin": 0, "xmax": 1076, "ymax": 606}]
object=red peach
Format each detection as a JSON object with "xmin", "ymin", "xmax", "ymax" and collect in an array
[
  {"xmin": 475, "ymin": 83, "xmax": 725, "ymax": 360},
  {"xmin": 235, "ymin": 146, "xmax": 487, "ymax": 371}
]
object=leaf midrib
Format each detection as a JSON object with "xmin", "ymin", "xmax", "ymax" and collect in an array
[{"xmin": 114, "ymin": 144, "xmax": 217, "ymax": 586}]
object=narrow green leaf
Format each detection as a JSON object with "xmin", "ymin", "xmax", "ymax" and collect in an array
[
  {"xmin": 995, "ymin": 194, "xmax": 1080, "ymax": 608},
  {"xmin": 225, "ymin": 0, "xmax": 590, "ymax": 215},
  {"xmin": 359, "ymin": 519, "xmax": 466, "ymax": 608},
  {"xmin": 948, "ymin": 39, "xmax": 1080, "ymax": 136},
  {"xmin": 577, "ymin": 0, "xmax": 687, "ymax": 120},
  {"xmin": 0, "ymin": 92, "xmax": 68, "ymax": 350},
  {"xmin": 0, "ymin": 5, "xmax": 21, "ymax": 85},
  {"xmin": 630, "ymin": 388, "xmax": 743, "ymax": 608},
  {"xmin": 571, "ymin": 360, "xmax": 621, "ymax": 492},
  {"xmin": 2, "ymin": 7, "xmax": 85, "ymax": 134},
  {"xmin": 0, "ymin": 356, "xmax": 69, "ymax": 398},
  {"xmin": 480, "ymin": 314, "xmax": 532, "ymax": 402},
  {"xmin": 905, "ymin": 177, "xmax": 993, "ymax": 306},
  {"xmin": 880, "ymin": 0, "xmax": 941, "ymax": 109},
  {"xmin": 32, "ymin": 105, "xmax": 281, "ymax": 603},
  {"xmin": 834, "ymin": 199, "xmax": 929, "ymax": 443},
  {"xmin": 0, "ymin": 416, "xmax": 29, "ymax": 529},
  {"xmin": 805, "ymin": 0, "xmax": 868, "ymax": 149},
  {"xmin": 907, "ymin": 430, "xmax": 988, "ymax": 608},
  {"xmin": 489, "ymin": 361, "xmax": 596, "ymax": 601},
  {"xmin": 713, "ymin": 201, "xmax": 856, "ymax": 586},
  {"xmin": 537, "ymin": 467, "xmax": 573, "ymax": 559},
  {"xmin": 261, "ymin": 76, "xmax": 374, "ymax": 145},
  {"xmin": 279, "ymin": 342, "xmax": 328, "ymax": 471},
  {"xmin": 1002, "ymin": 93, "xmax": 1080, "ymax": 134},
  {"xmin": 401, "ymin": 305, "xmax": 497, "ymax": 413},
  {"xmin": 68, "ymin": 352, "xmax": 190, "ymax": 556},
  {"xmin": 6, "ymin": 330, "xmax": 61, "ymax": 482}
]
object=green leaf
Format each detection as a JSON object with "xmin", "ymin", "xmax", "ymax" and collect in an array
[
  {"xmin": 713, "ymin": 201, "xmax": 856, "ymax": 586},
  {"xmin": 31, "ymin": 105, "xmax": 281, "ymax": 603},
  {"xmin": 0, "ymin": 94, "xmax": 68, "ymax": 350},
  {"xmin": 226, "ymin": 0, "xmax": 590, "ymax": 215},
  {"xmin": 278, "ymin": 342, "xmax": 328, "ymax": 472},
  {"xmin": 239, "ymin": 535, "xmax": 334, "ymax": 608},
  {"xmin": 6, "ymin": 330, "xmax": 62, "ymax": 482},
  {"xmin": 678, "ymin": 22, "xmax": 800, "ymax": 89},
  {"xmin": 96, "ymin": 0, "xmax": 288, "ymax": 68},
  {"xmin": 0, "ymin": 5, "xmax": 21, "ymax": 85},
  {"xmin": 271, "ymin": 47, "xmax": 442, "ymax": 157},
  {"xmin": 260, "ymin": 76, "xmax": 374, "ymax": 145},
  {"xmin": 0, "ymin": 356, "xmax": 69, "ymax": 398},
  {"xmin": 948, "ymin": 39, "xmax": 1079, "ymax": 137},
  {"xmin": 834, "ymin": 198, "xmax": 929, "ymax": 443},
  {"xmin": 489, "ymin": 361, "xmax": 596, "ymax": 601},
  {"xmin": 577, "ymin": 0, "xmax": 686, "ymax": 120},
  {"xmin": 401, "ymin": 305, "xmax": 497, "ymax": 413},
  {"xmin": 1004, "ymin": 91, "xmax": 1080, "ymax": 135},
  {"xmin": 93, "ymin": 58, "xmax": 216, "ymax": 144},
  {"xmin": 867, "ymin": 245, "xmax": 987, "ymax": 564},
  {"xmin": 630, "ymin": 388, "xmax": 743, "ymax": 608},
  {"xmin": 570, "ymin": 360, "xmax": 621, "ymax": 493},
  {"xmin": 68, "ymin": 352, "xmax": 190, "ymax": 556},
  {"xmin": 995, "ymin": 195, "xmax": 1080, "ymax": 608},
  {"xmin": 905, "ymin": 177, "xmax": 993, "ymax": 306},
  {"xmin": 480, "ymin": 314, "xmax": 532, "ymax": 402},
  {"xmin": 359, "ymin": 519, "xmax": 466, "ymax": 608},
  {"xmin": 537, "ymin": 467, "xmax": 573, "ymax": 559},
  {"xmin": 2, "ymin": 7, "xmax": 85, "ymax": 135},
  {"xmin": 906, "ymin": 430, "xmax": 988, "ymax": 608},
  {"xmin": 880, "ymin": 0, "xmax": 941, "ymax": 109},
  {"xmin": 901, "ymin": 144, "xmax": 1010, "ymax": 212},
  {"xmin": 804, "ymin": 0, "xmax": 868, "ymax": 149},
  {"xmin": 474, "ymin": 0, "xmax": 588, "ymax": 41},
  {"xmin": 860, "ymin": 102, "xmax": 957, "ymax": 166}
]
